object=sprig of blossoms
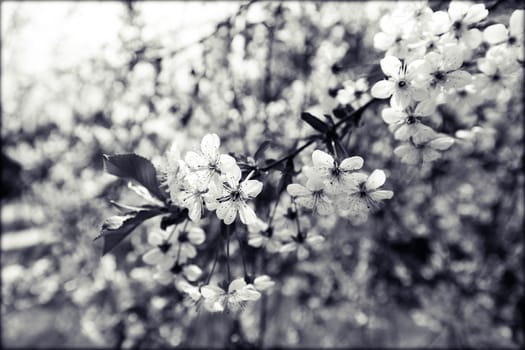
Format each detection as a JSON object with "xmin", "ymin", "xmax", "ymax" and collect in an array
[{"xmin": 287, "ymin": 149, "xmax": 394, "ymax": 225}]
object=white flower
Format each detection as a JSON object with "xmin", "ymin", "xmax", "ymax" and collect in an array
[
  {"xmin": 476, "ymin": 50, "xmax": 520, "ymax": 103},
  {"xmin": 394, "ymin": 133, "xmax": 455, "ymax": 165},
  {"xmin": 374, "ymin": 13, "xmax": 411, "ymax": 58},
  {"xmin": 444, "ymin": 83, "xmax": 482, "ymax": 112},
  {"xmin": 304, "ymin": 149, "xmax": 364, "ymax": 193},
  {"xmin": 175, "ymin": 280, "xmax": 202, "ymax": 302},
  {"xmin": 176, "ymin": 174, "xmax": 208, "ymax": 223},
  {"xmin": 247, "ymin": 217, "xmax": 283, "ymax": 253},
  {"xmin": 280, "ymin": 232, "xmax": 325, "ymax": 260},
  {"xmin": 168, "ymin": 225, "xmax": 206, "ymax": 264},
  {"xmin": 206, "ymin": 166, "xmax": 263, "ymax": 225},
  {"xmin": 422, "ymin": 45, "xmax": 472, "ymax": 95},
  {"xmin": 142, "ymin": 230, "xmax": 179, "ymax": 269},
  {"xmin": 164, "ymin": 141, "xmax": 187, "ymax": 201},
  {"xmin": 201, "ymin": 278, "xmax": 261, "ymax": 313},
  {"xmin": 336, "ymin": 78, "xmax": 371, "ymax": 108},
  {"xmin": 184, "ymin": 133, "xmax": 237, "ymax": 190},
  {"xmin": 382, "ymin": 99, "xmax": 437, "ymax": 142},
  {"xmin": 287, "ymin": 178, "xmax": 333, "ymax": 216},
  {"xmin": 435, "ymin": 1, "xmax": 488, "ymax": 49},
  {"xmin": 252, "ymin": 275, "xmax": 275, "ymax": 291},
  {"xmin": 337, "ymin": 170, "xmax": 394, "ymax": 224},
  {"xmin": 154, "ymin": 263, "xmax": 202, "ymax": 285},
  {"xmin": 371, "ymin": 56, "xmax": 429, "ymax": 109}
]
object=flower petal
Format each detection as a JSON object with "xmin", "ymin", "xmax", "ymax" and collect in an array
[
  {"xmin": 184, "ymin": 151, "xmax": 207, "ymax": 170},
  {"xmin": 148, "ymin": 231, "xmax": 164, "ymax": 246},
  {"xmin": 312, "ymin": 150, "xmax": 335, "ymax": 169},
  {"xmin": 201, "ymin": 133, "xmax": 220, "ymax": 161},
  {"xmin": 380, "ymin": 56, "xmax": 402, "ymax": 77},
  {"xmin": 254, "ymin": 275, "xmax": 275, "ymax": 291},
  {"xmin": 183, "ymin": 265, "xmax": 202, "ymax": 281},
  {"xmin": 414, "ymin": 99, "xmax": 436, "ymax": 117},
  {"xmin": 483, "ymin": 24, "xmax": 508, "ymax": 45},
  {"xmin": 228, "ymin": 278, "xmax": 247, "ymax": 293},
  {"xmin": 394, "ymin": 144, "xmax": 420, "ymax": 164},
  {"xmin": 463, "ymin": 28, "xmax": 482, "ymax": 49},
  {"xmin": 369, "ymin": 190, "xmax": 394, "ymax": 201},
  {"xmin": 339, "ymin": 156, "xmax": 364, "ymax": 171},
  {"xmin": 315, "ymin": 198, "xmax": 334, "ymax": 216},
  {"xmin": 445, "ymin": 70, "xmax": 472, "ymax": 90},
  {"xmin": 143, "ymin": 249, "xmax": 164, "ymax": 265},
  {"xmin": 429, "ymin": 136, "xmax": 455, "ymax": 150},
  {"xmin": 382, "ymin": 107, "xmax": 406, "ymax": 124},
  {"xmin": 237, "ymin": 286, "xmax": 261, "ymax": 301},
  {"xmin": 187, "ymin": 227, "xmax": 206, "ymax": 245},
  {"xmin": 448, "ymin": 1, "xmax": 469, "ymax": 22},
  {"xmin": 365, "ymin": 169, "xmax": 386, "ymax": 190},
  {"xmin": 217, "ymin": 201, "xmax": 238, "ymax": 225},
  {"xmin": 422, "ymin": 148, "xmax": 442, "ymax": 162},
  {"xmin": 287, "ymin": 183, "xmax": 311, "ymax": 197},
  {"xmin": 240, "ymin": 179, "xmax": 263, "ymax": 198},
  {"xmin": 463, "ymin": 4, "xmax": 488, "ymax": 25},
  {"xmin": 201, "ymin": 285, "xmax": 224, "ymax": 299},
  {"xmin": 239, "ymin": 204, "xmax": 257, "ymax": 225},
  {"xmin": 509, "ymin": 10, "xmax": 524, "ymax": 38},
  {"xmin": 371, "ymin": 80, "xmax": 395, "ymax": 99}
]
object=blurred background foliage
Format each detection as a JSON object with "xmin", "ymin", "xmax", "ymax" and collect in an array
[{"xmin": 1, "ymin": 1, "xmax": 523, "ymax": 348}]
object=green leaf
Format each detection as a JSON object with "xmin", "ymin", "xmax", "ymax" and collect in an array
[
  {"xmin": 301, "ymin": 112, "xmax": 330, "ymax": 133},
  {"xmin": 103, "ymin": 153, "xmax": 168, "ymax": 202},
  {"xmin": 94, "ymin": 208, "xmax": 162, "ymax": 255}
]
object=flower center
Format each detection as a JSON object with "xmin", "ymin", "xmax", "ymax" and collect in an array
[
  {"xmin": 331, "ymin": 166, "xmax": 341, "ymax": 178},
  {"xmin": 285, "ymin": 208, "xmax": 297, "ymax": 220},
  {"xmin": 356, "ymin": 182, "xmax": 367, "ymax": 198},
  {"xmin": 170, "ymin": 263, "xmax": 183, "ymax": 274},
  {"xmin": 492, "ymin": 73, "xmax": 501, "ymax": 82},
  {"xmin": 230, "ymin": 190, "xmax": 241, "ymax": 201},
  {"xmin": 178, "ymin": 231, "xmax": 189, "ymax": 243},
  {"xmin": 406, "ymin": 116, "xmax": 417, "ymax": 125},
  {"xmin": 397, "ymin": 80, "xmax": 407, "ymax": 88},
  {"xmin": 457, "ymin": 89, "xmax": 467, "ymax": 97},
  {"xmin": 508, "ymin": 36, "xmax": 516, "ymax": 45},
  {"xmin": 453, "ymin": 21, "xmax": 462, "ymax": 31},
  {"xmin": 433, "ymin": 71, "xmax": 446, "ymax": 81},
  {"xmin": 158, "ymin": 241, "xmax": 172, "ymax": 253}
]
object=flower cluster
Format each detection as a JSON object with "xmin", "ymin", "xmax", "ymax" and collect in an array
[
  {"xmin": 135, "ymin": 133, "xmax": 274, "ymax": 312},
  {"xmin": 287, "ymin": 150, "xmax": 393, "ymax": 225},
  {"xmin": 370, "ymin": 1, "xmax": 523, "ymax": 165},
  {"xmin": 167, "ymin": 133, "xmax": 263, "ymax": 226}
]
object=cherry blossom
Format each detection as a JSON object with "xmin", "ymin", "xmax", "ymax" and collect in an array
[
  {"xmin": 337, "ymin": 170, "xmax": 394, "ymax": 224},
  {"xmin": 381, "ymin": 99, "xmax": 437, "ymax": 142},
  {"xmin": 201, "ymin": 278, "xmax": 261, "ymax": 312},
  {"xmin": 287, "ymin": 178, "xmax": 334, "ymax": 216},
  {"xmin": 394, "ymin": 133, "xmax": 455, "ymax": 165},
  {"xmin": 184, "ymin": 133, "xmax": 238, "ymax": 190},
  {"xmin": 279, "ymin": 231, "xmax": 325, "ymax": 260},
  {"xmin": 371, "ymin": 55, "xmax": 429, "ymax": 109},
  {"xmin": 304, "ymin": 149, "xmax": 364, "ymax": 193},
  {"xmin": 206, "ymin": 166, "xmax": 263, "ymax": 225}
]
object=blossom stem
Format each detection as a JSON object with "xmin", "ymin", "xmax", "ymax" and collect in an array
[
  {"xmin": 234, "ymin": 228, "xmax": 248, "ymax": 279},
  {"xmin": 261, "ymin": 139, "xmax": 316, "ymax": 171},
  {"xmin": 166, "ymin": 223, "xmax": 179, "ymax": 241},
  {"xmin": 333, "ymin": 98, "xmax": 378, "ymax": 129},
  {"xmin": 292, "ymin": 199, "xmax": 302, "ymax": 237},
  {"xmin": 261, "ymin": 99, "xmax": 378, "ymax": 172},
  {"xmin": 205, "ymin": 248, "xmax": 219, "ymax": 285},
  {"xmin": 226, "ymin": 225, "xmax": 231, "ymax": 283},
  {"xmin": 267, "ymin": 194, "xmax": 282, "ymax": 226}
]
